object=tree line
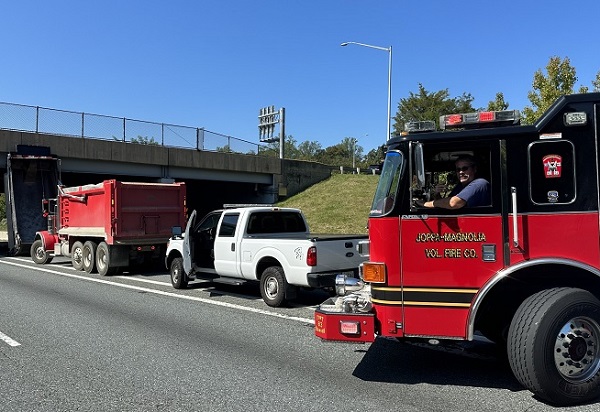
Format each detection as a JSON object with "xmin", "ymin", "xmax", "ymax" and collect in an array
[{"xmin": 258, "ymin": 56, "xmax": 600, "ymax": 170}]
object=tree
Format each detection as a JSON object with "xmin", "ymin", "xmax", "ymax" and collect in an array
[
  {"xmin": 393, "ymin": 84, "xmax": 475, "ymax": 134},
  {"xmin": 130, "ymin": 136, "xmax": 160, "ymax": 145},
  {"xmin": 113, "ymin": 135, "xmax": 160, "ymax": 145},
  {"xmin": 487, "ymin": 92, "xmax": 509, "ymax": 111},
  {"xmin": 260, "ymin": 135, "xmax": 300, "ymax": 158},
  {"xmin": 297, "ymin": 140, "xmax": 324, "ymax": 161},
  {"xmin": 321, "ymin": 139, "xmax": 356, "ymax": 167},
  {"xmin": 522, "ymin": 56, "xmax": 584, "ymax": 124},
  {"xmin": 363, "ymin": 145, "xmax": 386, "ymax": 168},
  {"xmin": 593, "ymin": 71, "xmax": 600, "ymax": 92},
  {"xmin": 216, "ymin": 144, "xmax": 232, "ymax": 153}
]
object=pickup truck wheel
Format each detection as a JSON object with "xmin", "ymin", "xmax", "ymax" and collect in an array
[
  {"xmin": 71, "ymin": 241, "xmax": 84, "ymax": 270},
  {"xmin": 31, "ymin": 239, "xmax": 53, "ymax": 264},
  {"xmin": 170, "ymin": 257, "xmax": 188, "ymax": 289},
  {"xmin": 507, "ymin": 287, "xmax": 600, "ymax": 406},
  {"xmin": 260, "ymin": 266, "xmax": 287, "ymax": 307},
  {"xmin": 82, "ymin": 240, "xmax": 98, "ymax": 274}
]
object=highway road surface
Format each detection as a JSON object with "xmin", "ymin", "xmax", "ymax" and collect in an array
[{"xmin": 1, "ymin": 250, "xmax": 598, "ymax": 411}]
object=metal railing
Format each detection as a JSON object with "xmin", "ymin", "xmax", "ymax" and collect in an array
[{"xmin": 0, "ymin": 101, "xmax": 264, "ymax": 154}]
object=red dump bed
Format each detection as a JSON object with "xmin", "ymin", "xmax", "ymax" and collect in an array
[{"xmin": 58, "ymin": 180, "xmax": 186, "ymax": 244}]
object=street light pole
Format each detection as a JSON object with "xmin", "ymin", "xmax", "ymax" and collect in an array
[
  {"xmin": 352, "ymin": 138, "xmax": 356, "ymax": 170},
  {"xmin": 341, "ymin": 41, "xmax": 392, "ymax": 141}
]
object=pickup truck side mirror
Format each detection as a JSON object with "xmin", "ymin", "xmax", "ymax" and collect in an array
[{"xmin": 171, "ymin": 226, "xmax": 182, "ymax": 237}]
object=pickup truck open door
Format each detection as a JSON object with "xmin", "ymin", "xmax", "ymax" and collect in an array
[{"xmin": 182, "ymin": 210, "xmax": 197, "ymax": 275}]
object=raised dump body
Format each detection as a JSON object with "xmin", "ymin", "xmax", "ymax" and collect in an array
[
  {"xmin": 4, "ymin": 148, "xmax": 60, "ymax": 255},
  {"xmin": 32, "ymin": 179, "xmax": 187, "ymax": 276}
]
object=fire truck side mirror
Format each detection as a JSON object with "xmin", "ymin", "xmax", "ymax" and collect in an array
[{"xmin": 414, "ymin": 143, "xmax": 425, "ymax": 189}]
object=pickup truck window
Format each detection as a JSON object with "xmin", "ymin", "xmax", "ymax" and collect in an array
[
  {"xmin": 246, "ymin": 211, "xmax": 307, "ymax": 234},
  {"xmin": 219, "ymin": 213, "xmax": 239, "ymax": 237},
  {"xmin": 195, "ymin": 212, "xmax": 221, "ymax": 234}
]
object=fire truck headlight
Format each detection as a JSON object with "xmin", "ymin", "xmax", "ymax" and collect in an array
[{"xmin": 335, "ymin": 274, "xmax": 365, "ymax": 296}]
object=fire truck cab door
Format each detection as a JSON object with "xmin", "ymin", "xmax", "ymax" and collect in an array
[{"xmin": 400, "ymin": 142, "xmax": 505, "ymax": 339}]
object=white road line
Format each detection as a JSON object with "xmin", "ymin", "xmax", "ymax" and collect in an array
[
  {"xmin": 114, "ymin": 276, "xmax": 171, "ymax": 286},
  {"xmin": 0, "ymin": 259, "xmax": 315, "ymax": 325},
  {"xmin": 0, "ymin": 330, "xmax": 21, "ymax": 347},
  {"xmin": 114, "ymin": 275, "xmax": 265, "ymax": 301},
  {"xmin": 9, "ymin": 257, "xmax": 314, "ymax": 307}
]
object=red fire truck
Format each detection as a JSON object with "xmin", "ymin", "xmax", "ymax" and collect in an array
[{"xmin": 315, "ymin": 92, "xmax": 600, "ymax": 406}]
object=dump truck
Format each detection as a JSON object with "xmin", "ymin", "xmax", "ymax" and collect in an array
[{"xmin": 31, "ymin": 179, "xmax": 186, "ymax": 276}]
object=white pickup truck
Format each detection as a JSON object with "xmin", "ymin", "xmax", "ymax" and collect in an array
[{"xmin": 165, "ymin": 205, "xmax": 368, "ymax": 307}]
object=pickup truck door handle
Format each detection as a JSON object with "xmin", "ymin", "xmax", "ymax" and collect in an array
[{"xmin": 231, "ymin": 243, "xmax": 235, "ymax": 252}]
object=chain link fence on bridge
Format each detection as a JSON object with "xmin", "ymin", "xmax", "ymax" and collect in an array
[{"xmin": 0, "ymin": 102, "xmax": 264, "ymax": 155}]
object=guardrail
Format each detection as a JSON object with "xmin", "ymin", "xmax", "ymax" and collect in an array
[{"xmin": 0, "ymin": 101, "xmax": 264, "ymax": 154}]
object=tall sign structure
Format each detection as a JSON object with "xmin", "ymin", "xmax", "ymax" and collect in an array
[{"xmin": 258, "ymin": 106, "xmax": 285, "ymax": 159}]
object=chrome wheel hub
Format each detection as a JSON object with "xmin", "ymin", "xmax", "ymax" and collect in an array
[{"xmin": 554, "ymin": 316, "xmax": 600, "ymax": 382}]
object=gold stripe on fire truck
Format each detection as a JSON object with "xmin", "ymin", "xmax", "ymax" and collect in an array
[
  {"xmin": 371, "ymin": 298, "xmax": 472, "ymax": 308},
  {"xmin": 373, "ymin": 287, "xmax": 479, "ymax": 293},
  {"xmin": 371, "ymin": 286, "xmax": 478, "ymax": 307}
]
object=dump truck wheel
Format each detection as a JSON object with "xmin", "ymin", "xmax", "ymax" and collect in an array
[
  {"xmin": 170, "ymin": 257, "xmax": 188, "ymax": 289},
  {"xmin": 30, "ymin": 239, "xmax": 53, "ymax": 265},
  {"xmin": 96, "ymin": 242, "xmax": 120, "ymax": 276},
  {"xmin": 260, "ymin": 266, "xmax": 288, "ymax": 307},
  {"xmin": 71, "ymin": 241, "xmax": 84, "ymax": 271},
  {"xmin": 82, "ymin": 240, "xmax": 98, "ymax": 274},
  {"xmin": 507, "ymin": 287, "xmax": 600, "ymax": 406}
]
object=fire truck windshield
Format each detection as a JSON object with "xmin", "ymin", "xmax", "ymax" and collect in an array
[{"xmin": 370, "ymin": 151, "xmax": 404, "ymax": 216}]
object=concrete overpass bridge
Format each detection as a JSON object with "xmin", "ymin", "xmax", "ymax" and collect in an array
[{"xmin": 0, "ymin": 129, "xmax": 333, "ymax": 215}]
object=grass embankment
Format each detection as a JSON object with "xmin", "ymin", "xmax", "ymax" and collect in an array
[{"xmin": 277, "ymin": 173, "xmax": 378, "ymax": 235}]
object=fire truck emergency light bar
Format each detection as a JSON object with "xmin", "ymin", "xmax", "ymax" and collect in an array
[
  {"xmin": 440, "ymin": 109, "xmax": 520, "ymax": 130},
  {"xmin": 404, "ymin": 120, "xmax": 436, "ymax": 134}
]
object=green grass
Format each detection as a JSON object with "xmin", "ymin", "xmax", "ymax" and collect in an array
[{"xmin": 277, "ymin": 173, "xmax": 378, "ymax": 235}]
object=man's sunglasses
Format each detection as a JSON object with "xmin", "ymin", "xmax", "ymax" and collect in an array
[{"xmin": 456, "ymin": 165, "xmax": 473, "ymax": 172}]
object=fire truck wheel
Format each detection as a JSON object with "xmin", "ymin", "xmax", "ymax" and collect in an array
[
  {"xmin": 30, "ymin": 239, "xmax": 53, "ymax": 265},
  {"xmin": 82, "ymin": 240, "xmax": 98, "ymax": 274},
  {"xmin": 96, "ymin": 242, "xmax": 119, "ymax": 276},
  {"xmin": 507, "ymin": 287, "xmax": 600, "ymax": 406},
  {"xmin": 260, "ymin": 266, "xmax": 288, "ymax": 307},
  {"xmin": 170, "ymin": 257, "xmax": 188, "ymax": 289},
  {"xmin": 71, "ymin": 241, "xmax": 84, "ymax": 271}
]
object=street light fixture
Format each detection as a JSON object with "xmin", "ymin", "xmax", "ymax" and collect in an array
[{"xmin": 341, "ymin": 41, "xmax": 392, "ymax": 141}]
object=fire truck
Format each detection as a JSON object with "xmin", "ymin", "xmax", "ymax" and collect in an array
[{"xmin": 315, "ymin": 92, "xmax": 600, "ymax": 406}]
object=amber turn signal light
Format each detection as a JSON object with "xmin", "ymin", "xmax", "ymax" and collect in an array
[{"xmin": 360, "ymin": 262, "xmax": 386, "ymax": 283}]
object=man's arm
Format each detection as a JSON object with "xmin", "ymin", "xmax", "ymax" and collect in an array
[{"xmin": 423, "ymin": 195, "xmax": 466, "ymax": 209}]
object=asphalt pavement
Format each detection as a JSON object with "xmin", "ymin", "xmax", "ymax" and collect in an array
[{"xmin": 1, "ymin": 249, "xmax": 600, "ymax": 411}]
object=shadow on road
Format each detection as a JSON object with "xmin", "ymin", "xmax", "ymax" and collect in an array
[
  {"xmin": 187, "ymin": 280, "xmax": 331, "ymax": 307},
  {"xmin": 353, "ymin": 336, "xmax": 523, "ymax": 392}
]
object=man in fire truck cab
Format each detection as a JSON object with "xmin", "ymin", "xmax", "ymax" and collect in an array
[{"xmin": 421, "ymin": 154, "xmax": 490, "ymax": 209}]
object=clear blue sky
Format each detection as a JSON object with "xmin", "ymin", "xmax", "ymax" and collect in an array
[{"xmin": 1, "ymin": 1, "xmax": 599, "ymax": 154}]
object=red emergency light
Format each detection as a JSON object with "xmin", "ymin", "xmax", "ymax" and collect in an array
[
  {"xmin": 446, "ymin": 114, "xmax": 463, "ymax": 125},
  {"xmin": 440, "ymin": 109, "xmax": 520, "ymax": 130},
  {"xmin": 479, "ymin": 111, "xmax": 495, "ymax": 122}
]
